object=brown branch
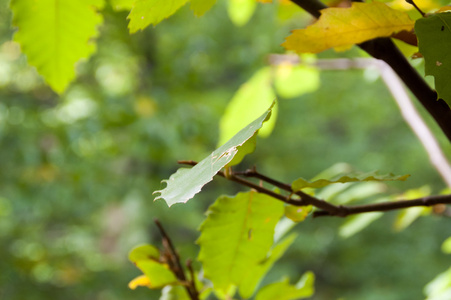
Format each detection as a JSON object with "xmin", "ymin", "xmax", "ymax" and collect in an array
[
  {"xmin": 177, "ymin": 161, "xmax": 451, "ymax": 218},
  {"xmin": 289, "ymin": 0, "xmax": 451, "ymax": 143},
  {"xmin": 154, "ymin": 220, "xmax": 199, "ymax": 300}
]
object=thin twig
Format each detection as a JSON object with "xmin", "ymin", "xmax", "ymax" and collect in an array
[
  {"xmin": 154, "ymin": 219, "xmax": 199, "ymax": 300},
  {"xmin": 405, "ymin": 0, "xmax": 426, "ymax": 17},
  {"xmin": 177, "ymin": 161, "xmax": 451, "ymax": 218}
]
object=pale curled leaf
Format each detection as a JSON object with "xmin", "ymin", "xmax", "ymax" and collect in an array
[
  {"xmin": 197, "ymin": 191, "xmax": 284, "ymax": 297},
  {"xmin": 11, "ymin": 0, "xmax": 103, "ymax": 93},
  {"xmin": 154, "ymin": 102, "xmax": 274, "ymax": 206},
  {"xmin": 292, "ymin": 171, "xmax": 409, "ymax": 192},
  {"xmin": 282, "ymin": 2, "xmax": 414, "ymax": 53},
  {"xmin": 416, "ymin": 13, "xmax": 451, "ymax": 107}
]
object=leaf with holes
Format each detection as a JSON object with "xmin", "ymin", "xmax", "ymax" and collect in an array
[
  {"xmin": 292, "ymin": 171, "xmax": 409, "ymax": 192},
  {"xmin": 197, "ymin": 191, "xmax": 284, "ymax": 297},
  {"xmin": 153, "ymin": 102, "xmax": 274, "ymax": 207},
  {"xmin": 282, "ymin": 2, "xmax": 414, "ymax": 53},
  {"xmin": 416, "ymin": 13, "xmax": 451, "ymax": 107},
  {"xmin": 10, "ymin": 0, "xmax": 103, "ymax": 93}
]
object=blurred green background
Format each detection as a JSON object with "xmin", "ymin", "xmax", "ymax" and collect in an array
[{"xmin": 0, "ymin": 0, "xmax": 450, "ymax": 299}]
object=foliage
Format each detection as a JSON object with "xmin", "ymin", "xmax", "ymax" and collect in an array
[{"xmin": 2, "ymin": 0, "xmax": 451, "ymax": 299}]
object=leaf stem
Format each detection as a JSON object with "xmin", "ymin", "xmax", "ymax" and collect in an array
[{"xmin": 405, "ymin": 0, "xmax": 426, "ymax": 17}]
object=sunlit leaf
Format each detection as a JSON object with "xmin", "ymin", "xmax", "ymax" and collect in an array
[
  {"xmin": 129, "ymin": 244, "xmax": 160, "ymax": 263},
  {"xmin": 282, "ymin": 2, "xmax": 414, "ymax": 53},
  {"xmin": 292, "ymin": 171, "xmax": 409, "ymax": 192},
  {"xmin": 284, "ymin": 205, "xmax": 312, "ymax": 222},
  {"xmin": 10, "ymin": 0, "xmax": 103, "ymax": 93},
  {"xmin": 339, "ymin": 212, "xmax": 383, "ymax": 238},
  {"xmin": 154, "ymin": 102, "xmax": 274, "ymax": 206},
  {"xmin": 416, "ymin": 13, "xmax": 451, "ymax": 107},
  {"xmin": 274, "ymin": 64, "xmax": 320, "ymax": 99},
  {"xmin": 424, "ymin": 267, "xmax": 451, "ymax": 300},
  {"xmin": 190, "ymin": 0, "xmax": 216, "ymax": 16},
  {"xmin": 197, "ymin": 191, "xmax": 284, "ymax": 296},
  {"xmin": 255, "ymin": 271, "xmax": 315, "ymax": 300},
  {"xmin": 442, "ymin": 236, "xmax": 451, "ymax": 254},
  {"xmin": 128, "ymin": 0, "xmax": 189, "ymax": 33},
  {"xmin": 228, "ymin": 0, "xmax": 257, "ymax": 26},
  {"xmin": 136, "ymin": 260, "xmax": 179, "ymax": 288},
  {"xmin": 239, "ymin": 233, "xmax": 298, "ymax": 298},
  {"xmin": 393, "ymin": 186, "xmax": 432, "ymax": 231},
  {"xmin": 218, "ymin": 67, "xmax": 277, "ymax": 146}
]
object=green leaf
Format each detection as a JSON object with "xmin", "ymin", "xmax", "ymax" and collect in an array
[
  {"xmin": 239, "ymin": 233, "xmax": 298, "ymax": 298},
  {"xmin": 160, "ymin": 286, "xmax": 190, "ymax": 300},
  {"xmin": 416, "ymin": 13, "xmax": 451, "ymax": 107},
  {"xmin": 227, "ymin": 0, "xmax": 256, "ymax": 27},
  {"xmin": 136, "ymin": 260, "xmax": 179, "ymax": 288},
  {"xmin": 255, "ymin": 272, "xmax": 315, "ymax": 300},
  {"xmin": 218, "ymin": 67, "xmax": 277, "ymax": 147},
  {"xmin": 10, "ymin": 0, "xmax": 103, "ymax": 93},
  {"xmin": 153, "ymin": 102, "xmax": 274, "ymax": 207},
  {"xmin": 284, "ymin": 205, "xmax": 312, "ymax": 222},
  {"xmin": 274, "ymin": 63, "xmax": 320, "ymax": 99},
  {"xmin": 129, "ymin": 244, "xmax": 160, "ymax": 263},
  {"xmin": 339, "ymin": 212, "xmax": 383, "ymax": 238},
  {"xmin": 292, "ymin": 171, "xmax": 409, "ymax": 192},
  {"xmin": 128, "ymin": 0, "xmax": 189, "ymax": 33},
  {"xmin": 190, "ymin": 0, "xmax": 216, "ymax": 16},
  {"xmin": 197, "ymin": 191, "xmax": 284, "ymax": 296}
]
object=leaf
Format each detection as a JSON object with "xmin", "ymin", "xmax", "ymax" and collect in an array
[
  {"xmin": 274, "ymin": 63, "xmax": 320, "ymax": 99},
  {"xmin": 424, "ymin": 267, "xmax": 451, "ymax": 300},
  {"xmin": 255, "ymin": 272, "xmax": 315, "ymax": 300},
  {"xmin": 393, "ymin": 186, "xmax": 432, "ymax": 231},
  {"xmin": 282, "ymin": 2, "xmax": 414, "ymax": 53},
  {"xmin": 416, "ymin": 13, "xmax": 451, "ymax": 107},
  {"xmin": 136, "ymin": 260, "xmax": 179, "ymax": 288},
  {"xmin": 339, "ymin": 212, "xmax": 383, "ymax": 238},
  {"xmin": 128, "ymin": 0, "xmax": 189, "ymax": 33},
  {"xmin": 10, "ymin": 0, "xmax": 103, "ymax": 93},
  {"xmin": 239, "ymin": 233, "xmax": 297, "ymax": 298},
  {"xmin": 190, "ymin": 0, "xmax": 216, "ymax": 16},
  {"xmin": 129, "ymin": 244, "xmax": 160, "ymax": 263},
  {"xmin": 129, "ymin": 275, "xmax": 152, "ymax": 289},
  {"xmin": 197, "ymin": 191, "xmax": 284, "ymax": 296},
  {"xmin": 442, "ymin": 236, "xmax": 451, "ymax": 254},
  {"xmin": 218, "ymin": 67, "xmax": 277, "ymax": 146},
  {"xmin": 228, "ymin": 0, "xmax": 257, "ymax": 27},
  {"xmin": 284, "ymin": 205, "xmax": 312, "ymax": 222},
  {"xmin": 153, "ymin": 102, "xmax": 274, "ymax": 207},
  {"xmin": 292, "ymin": 171, "xmax": 410, "ymax": 192}
]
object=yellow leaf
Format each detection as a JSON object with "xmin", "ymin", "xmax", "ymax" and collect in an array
[
  {"xmin": 282, "ymin": 2, "xmax": 414, "ymax": 53},
  {"xmin": 128, "ymin": 275, "xmax": 151, "ymax": 290}
]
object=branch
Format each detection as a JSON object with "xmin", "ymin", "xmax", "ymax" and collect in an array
[
  {"xmin": 289, "ymin": 0, "xmax": 451, "ymax": 143},
  {"xmin": 154, "ymin": 220, "xmax": 199, "ymax": 300},
  {"xmin": 177, "ymin": 161, "xmax": 451, "ymax": 218}
]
